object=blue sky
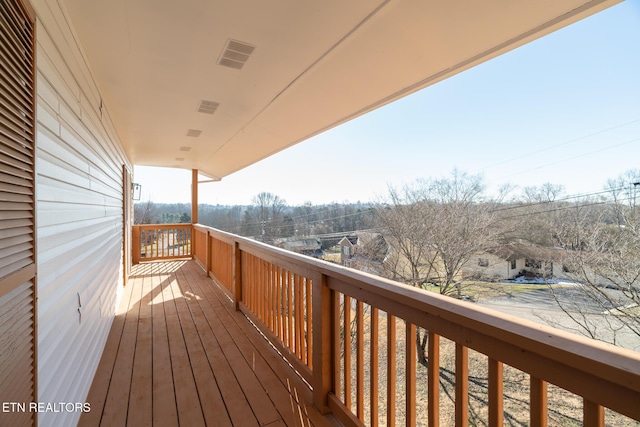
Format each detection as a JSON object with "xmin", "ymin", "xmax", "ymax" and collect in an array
[{"xmin": 135, "ymin": 0, "xmax": 640, "ymax": 206}]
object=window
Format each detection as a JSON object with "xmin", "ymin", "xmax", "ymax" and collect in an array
[
  {"xmin": 478, "ymin": 258, "xmax": 489, "ymax": 267},
  {"xmin": 510, "ymin": 260, "xmax": 516, "ymax": 270},
  {"xmin": 525, "ymin": 259, "xmax": 541, "ymax": 269}
]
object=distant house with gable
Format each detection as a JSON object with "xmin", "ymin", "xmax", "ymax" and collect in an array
[
  {"xmin": 463, "ymin": 242, "xmax": 568, "ymax": 281},
  {"xmin": 338, "ymin": 232, "xmax": 389, "ymax": 273}
]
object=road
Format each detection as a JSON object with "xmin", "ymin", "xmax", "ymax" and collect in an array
[{"xmin": 475, "ymin": 285, "xmax": 640, "ymax": 352}]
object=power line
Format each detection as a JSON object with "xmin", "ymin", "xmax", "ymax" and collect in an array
[
  {"xmin": 476, "ymin": 117, "xmax": 640, "ymax": 175},
  {"xmin": 491, "ymin": 186, "xmax": 628, "ymax": 213},
  {"xmin": 498, "ymin": 194, "xmax": 636, "ymax": 221},
  {"xmin": 491, "ymin": 136, "xmax": 640, "ymax": 184}
]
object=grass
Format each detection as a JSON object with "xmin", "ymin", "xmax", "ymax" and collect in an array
[{"xmin": 421, "ymin": 280, "xmax": 560, "ymax": 300}]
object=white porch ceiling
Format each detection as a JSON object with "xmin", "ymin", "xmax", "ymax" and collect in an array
[{"xmin": 60, "ymin": 0, "xmax": 620, "ymax": 181}]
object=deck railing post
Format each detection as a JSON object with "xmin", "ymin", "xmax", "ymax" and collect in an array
[
  {"xmin": 132, "ymin": 225, "xmax": 141, "ymax": 265},
  {"xmin": 312, "ymin": 273, "xmax": 332, "ymax": 413},
  {"xmin": 233, "ymin": 241, "xmax": 242, "ymax": 311}
]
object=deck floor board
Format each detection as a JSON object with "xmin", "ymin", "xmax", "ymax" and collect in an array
[{"xmin": 80, "ymin": 260, "xmax": 338, "ymax": 427}]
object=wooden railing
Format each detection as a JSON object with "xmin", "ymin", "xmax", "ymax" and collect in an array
[
  {"xmin": 132, "ymin": 224, "xmax": 192, "ymax": 264},
  {"xmin": 192, "ymin": 224, "xmax": 640, "ymax": 427}
]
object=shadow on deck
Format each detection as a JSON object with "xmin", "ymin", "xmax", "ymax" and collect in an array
[{"xmin": 79, "ymin": 260, "xmax": 338, "ymax": 427}]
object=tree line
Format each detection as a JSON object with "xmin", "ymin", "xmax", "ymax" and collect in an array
[{"xmin": 134, "ymin": 194, "xmax": 376, "ymax": 245}]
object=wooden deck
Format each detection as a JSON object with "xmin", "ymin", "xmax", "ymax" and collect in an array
[{"xmin": 79, "ymin": 260, "xmax": 339, "ymax": 427}]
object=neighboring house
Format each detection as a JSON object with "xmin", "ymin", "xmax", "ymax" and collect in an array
[
  {"xmin": 338, "ymin": 235, "xmax": 359, "ymax": 266},
  {"xmin": 339, "ymin": 232, "xmax": 388, "ymax": 273},
  {"xmin": 463, "ymin": 243, "xmax": 568, "ymax": 281},
  {"xmin": 0, "ymin": 1, "xmax": 617, "ymax": 426},
  {"xmin": 275, "ymin": 237, "xmax": 323, "ymax": 258}
]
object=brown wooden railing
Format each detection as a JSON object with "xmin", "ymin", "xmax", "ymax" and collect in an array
[
  {"xmin": 132, "ymin": 224, "xmax": 192, "ymax": 264},
  {"xmin": 192, "ymin": 224, "xmax": 640, "ymax": 426}
]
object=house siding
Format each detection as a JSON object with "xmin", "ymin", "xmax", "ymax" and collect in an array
[{"xmin": 32, "ymin": 0, "xmax": 130, "ymax": 425}]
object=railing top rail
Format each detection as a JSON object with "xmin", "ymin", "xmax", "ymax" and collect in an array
[
  {"xmin": 194, "ymin": 224, "xmax": 640, "ymax": 384},
  {"xmin": 134, "ymin": 223, "xmax": 193, "ymax": 229}
]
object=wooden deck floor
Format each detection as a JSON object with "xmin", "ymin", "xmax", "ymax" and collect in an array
[{"xmin": 79, "ymin": 260, "xmax": 338, "ymax": 427}]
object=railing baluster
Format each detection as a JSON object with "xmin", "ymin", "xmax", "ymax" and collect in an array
[
  {"xmin": 333, "ymin": 291, "xmax": 342, "ymax": 405},
  {"xmin": 246, "ymin": 254, "xmax": 252, "ymax": 310},
  {"xmin": 263, "ymin": 260, "xmax": 269, "ymax": 325},
  {"xmin": 248, "ymin": 254, "xmax": 253, "ymax": 311},
  {"xmin": 387, "ymin": 314, "xmax": 396, "ymax": 427},
  {"xmin": 257, "ymin": 259, "xmax": 263, "ymax": 322},
  {"xmin": 233, "ymin": 241, "xmax": 241, "ymax": 310},
  {"xmin": 296, "ymin": 274, "xmax": 303, "ymax": 359},
  {"xmin": 288, "ymin": 271, "xmax": 294, "ymax": 352},
  {"xmin": 488, "ymin": 358, "xmax": 504, "ymax": 426},
  {"xmin": 275, "ymin": 267, "xmax": 281, "ymax": 340},
  {"xmin": 344, "ymin": 295, "xmax": 352, "ymax": 409},
  {"xmin": 455, "ymin": 344, "xmax": 469, "ymax": 427},
  {"xmin": 356, "ymin": 300, "xmax": 364, "ymax": 421},
  {"xmin": 269, "ymin": 263, "xmax": 275, "ymax": 332},
  {"xmin": 530, "ymin": 376, "xmax": 548, "ymax": 427},
  {"xmin": 428, "ymin": 331, "xmax": 440, "ymax": 427},
  {"xmin": 254, "ymin": 255, "xmax": 259, "ymax": 309},
  {"xmin": 407, "ymin": 322, "xmax": 416, "ymax": 427},
  {"xmin": 584, "ymin": 399, "xmax": 605, "ymax": 427},
  {"xmin": 371, "ymin": 307, "xmax": 379, "ymax": 427},
  {"xmin": 306, "ymin": 277, "xmax": 313, "ymax": 369},
  {"xmin": 263, "ymin": 260, "xmax": 269, "ymax": 324}
]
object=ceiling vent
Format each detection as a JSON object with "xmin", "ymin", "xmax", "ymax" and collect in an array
[
  {"xmin": 198, "ymin": 100, "xmax": 219, "ymax": 114},
  {"xmin": 186, "ymin": 129, "xmax": 202, "ymax": 137},
  {"xmin": 179, "ymin": 146, "xmax": 192, "ymax": 152},
  {"xmin": 218, "ymin": 39, "xmax": 255, "ymax": 70}
]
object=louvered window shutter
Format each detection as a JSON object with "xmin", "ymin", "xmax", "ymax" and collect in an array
[{"xmin": 0, "ymin": 0, "xmax": 37, "ymax": 425}]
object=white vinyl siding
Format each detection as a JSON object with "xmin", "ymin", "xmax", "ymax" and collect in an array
[{"xmin": 32, "ymin": 0, "xmax": 130, "ymax": 425}]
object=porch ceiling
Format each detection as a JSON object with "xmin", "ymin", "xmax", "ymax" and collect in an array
[{"xmin": 61, "ymin": 0, "xmax": 619, "ymax": 181}]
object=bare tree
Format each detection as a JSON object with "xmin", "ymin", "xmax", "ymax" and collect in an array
[
  {"xmin": 248, "ymin": 192, "xmax": 288, "ymax": 242},
  {"xmin": 512, "ymin": 183, "xmax": 566, "ymax": 246},
  {"xmin": 373, "ymin": 170, "xmax": 505, "ymax": 362},
  {"xmin": 418, "ymin": 171, "xmax": 506, "ymax": 297},
  {"xmin": 549, "ymin": 171, "xmax": 640, "ymax": 347},
  {"xmin": 134, "ymin": 199, "xmax": 159, "ymax": 224}
]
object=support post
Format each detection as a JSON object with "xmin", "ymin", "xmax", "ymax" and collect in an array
[
  {"xmin": 312, "ymin": 274, "xmax": 332, "ymax": 413},
  {"xmin": 191, "ymin": 169, "xmax": 198, "ymax": 224},
  {"xmin": 191, "ymin": 169, "xmax": 199, "ymax": 261}
]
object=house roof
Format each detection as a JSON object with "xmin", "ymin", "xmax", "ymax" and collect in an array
[
  {"xmin": 60, "ymin": 0, "xmax": 619, "ymax": 180},
  {"xmin": 339, "ymin": 236, "xmax": 358, "ymax": 247},
  {"xmin": 489, "ymin": 243, "xmax": 565, "ymax": 262},
  {"xmin": 276, "ymin": 238, "xmax": 322, "ymax": 252}
]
